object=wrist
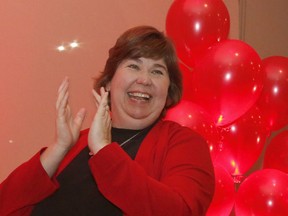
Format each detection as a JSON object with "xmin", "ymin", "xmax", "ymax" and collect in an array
[
  {"xmin": 40, "ymin": 143, "xmax": 70, "ymax": 178},
  {"xmin": 88, "ymin": 143, "xmax": 108, "ymax": 156},
  {"xmin": 52, "ymin": 142, "xmax": 71, "ymax": 155}
]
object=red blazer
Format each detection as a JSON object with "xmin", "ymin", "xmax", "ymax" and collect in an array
[{"xmin": 0, "ymin": 120, "xmax": 215, "ymax": 216}]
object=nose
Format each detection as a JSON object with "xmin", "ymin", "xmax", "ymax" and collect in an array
[{"xmin": 136, "ymin": 71, "xmax": 152, "ymax": 86}]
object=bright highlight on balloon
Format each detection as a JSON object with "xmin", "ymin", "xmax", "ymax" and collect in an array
[
  {"xmin": 231, "ymin": 125, "xmax": 236, "ymax": 132},
  {"xmin": 273, "ymin": 86, "xmax": 279, "ymax": 95},
  {"xmin": 267, "ymin": 199, "xmax": 273, "ymax": 207},
  {"xmin": 225, "ymin": 72, "xmax": 232, "ymax": 81},
  {"xmin": 253, "ymin": 85, "xmax": 258, "ymax": 92},
  {"xmin": 194, "ymin": 22, "xmax": 201, "ymax": 32},
  {"xmin": 209, "ymin": 145, "xmax": 213, "ymax": 151}
]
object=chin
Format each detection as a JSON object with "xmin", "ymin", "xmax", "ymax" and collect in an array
[{"xmin": 132, "ymin": 114, "xmax": 160, "ymax": 124}]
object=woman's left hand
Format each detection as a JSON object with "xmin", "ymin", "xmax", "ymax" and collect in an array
[{"xmin": 88, "ymin": 87, "xmax": 112, "ymax": 155}]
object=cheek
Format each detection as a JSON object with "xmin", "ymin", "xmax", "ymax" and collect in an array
[
  {"xmin": 154, "ymin": 83, "xmax": 170, "ymax": 108},
  {"xmin": 110, "ymin": 76, "xmax": 125, "ymax": 91},
  {"xmin": 158, "ymin": 80, "xmax": 170, "ymax": 97},
  {"xmin": 163, "ymin": 81, "xmax": 171, "ymax": 105},
  {"xmin": 110, "ymin": 70, "xmax": 134, "ymax": 91}
]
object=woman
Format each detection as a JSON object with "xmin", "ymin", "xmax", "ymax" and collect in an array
[{"xmin": 0, "ymin": 26, "xmax": 215, "ymax": 216}]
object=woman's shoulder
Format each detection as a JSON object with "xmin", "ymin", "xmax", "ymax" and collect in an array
[
  {"xmin": 157, "ymin": 119, "xmax": 195, "ymax": 134},
  {"xmin": 153, "ymin": 120, "xmax": 204, "ymax": 141}
]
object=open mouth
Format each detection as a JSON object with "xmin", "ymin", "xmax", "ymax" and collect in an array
[{"xmin": 128, "ymin": 92, "xmax": 151, "ymax": 101}]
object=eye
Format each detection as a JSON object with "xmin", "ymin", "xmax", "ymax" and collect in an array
[
  {"xmin": 127, "ymin": 64, "xmax": 140, "ymax": 70},
  {"xmin": 151, "ymin": 69, "xmax": 164, "ymax": 75}
]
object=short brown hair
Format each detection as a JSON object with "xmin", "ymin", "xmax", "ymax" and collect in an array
[{"xmin": 94, "ymin": 25, "xmax": 182, "ymax": 109}]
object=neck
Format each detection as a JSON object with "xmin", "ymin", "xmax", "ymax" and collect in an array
[
  {"xmin": 112, "ymin": 120, "xmax": 148, "ymax": 130},
  {"xmin": 112, "ymin": 119, "xmax": 160, "ymax": 130},
  {"xmin": 111, "ymin": 113, "xmax": 161, "ymax": 130}
]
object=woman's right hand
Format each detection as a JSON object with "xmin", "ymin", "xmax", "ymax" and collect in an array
[
  {"xmin": 40, "ymin": 77, "xmax": 86, "ymax": 177},
  {"xmin": 55, "ymin": 77, "xmax": 86, "ymax": 151}
]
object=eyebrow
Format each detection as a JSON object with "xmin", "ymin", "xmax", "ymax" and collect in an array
[
  {"xmin": 153, "ymin": 63, "xmax": 168, "ymax": 72},
  {"xmin": 132, "ymin": 58, "xmax": 168, "ymax": 72}
]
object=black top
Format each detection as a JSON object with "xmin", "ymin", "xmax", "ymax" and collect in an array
[{"xmin": 31, "ymin": 126, "xmax": 152, "ymax": 216}]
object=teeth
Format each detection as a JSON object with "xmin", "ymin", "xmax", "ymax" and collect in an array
[{"xmin": 128, "ymin": 92, "xmax": 150, "ymax": 99}]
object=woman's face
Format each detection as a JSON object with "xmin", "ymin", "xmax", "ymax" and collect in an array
[{"xmin": 106, "ymin": 57, "xmax": 170, "ymax": 129}]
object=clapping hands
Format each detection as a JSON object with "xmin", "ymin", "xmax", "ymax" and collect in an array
[{"xmin": 88, "ymin": 87, "xmax": 112, "ymax": 155}]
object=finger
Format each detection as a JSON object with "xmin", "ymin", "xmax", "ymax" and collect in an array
[
  {"xmin": 92, "ymin": 89, "xmax": 101, "ymax": 108},
  {"xmin": 58, "ymin": 77, "xmax": 69, "ymax": 93},
  {"xmin": 98, "ymin": 90, "xmax": 109, "ymax": 112},
  {"xmin": 72, "ymin": 108, "xmax": 86, "ymax": 132},
  {"xmin": 56, "ymin": 80, "xmax": 69, "ymax": 110},
  {"xmin": 103, "ymin": 90, "xmax": 110, "ymax": 111},
  {"xmin": 100, "ymin": 87, "xmax": 106, "ymax": 97},
  {"xmin": 100, "ymin": 87, "xmax": 109, "ymax": 106},
  {"xmin": 92, "ymin": 97, "xmax": 109, "ymax": 123},
  {"xmin": 57, "ymin": 91, "xmax": 69, "ymax": 119}
]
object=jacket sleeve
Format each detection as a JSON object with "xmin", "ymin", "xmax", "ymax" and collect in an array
[
  {"xmin": 0, "ymin": 151, "xmax": 59, "ymax": 216},
  {"xmin": 88, "ymin": 126, "xmax": 215, "ymax": 216}
]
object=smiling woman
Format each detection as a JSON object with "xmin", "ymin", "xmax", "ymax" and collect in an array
[
  {"xmin": 106, "ymin": 57, "xmax": 170, "ymax": 129},
  {"xmin": 0, "ymin": 26, "xmax": 215, "ymax": 216}
]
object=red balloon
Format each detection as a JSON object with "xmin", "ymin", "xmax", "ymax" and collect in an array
[
  {"xmin": 166, "ymin": 0, "xmax": 230, "ymax": 67},
  {"xmin": 257, "ymin": 56, "xmax": 288, "ymax": 131},
  {"xmin": 264, "ymin": 130, "xmax": 288, "ymax": 174},
  {"xmin": 212, "ymin": 106, "xmax": 269, "ymax": 177},
  {"xmin": 235, "ymin": 169, "xmax": 288, "ymax": 216},
  {"xmin": 191, "ymin": 39, "xmax": 264, "ymax": 126},
  {"xmin": 206, "ymin": 165, "xmax": 235, "ymax": 216},
  {"xmin": 165, "ymin": 100, "xmax": 219, "ymax": 153}
]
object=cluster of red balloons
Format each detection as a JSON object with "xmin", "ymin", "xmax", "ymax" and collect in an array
[{"xmin": 165, "ymin": 0, "xmax": 288, "ymax": 215}]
